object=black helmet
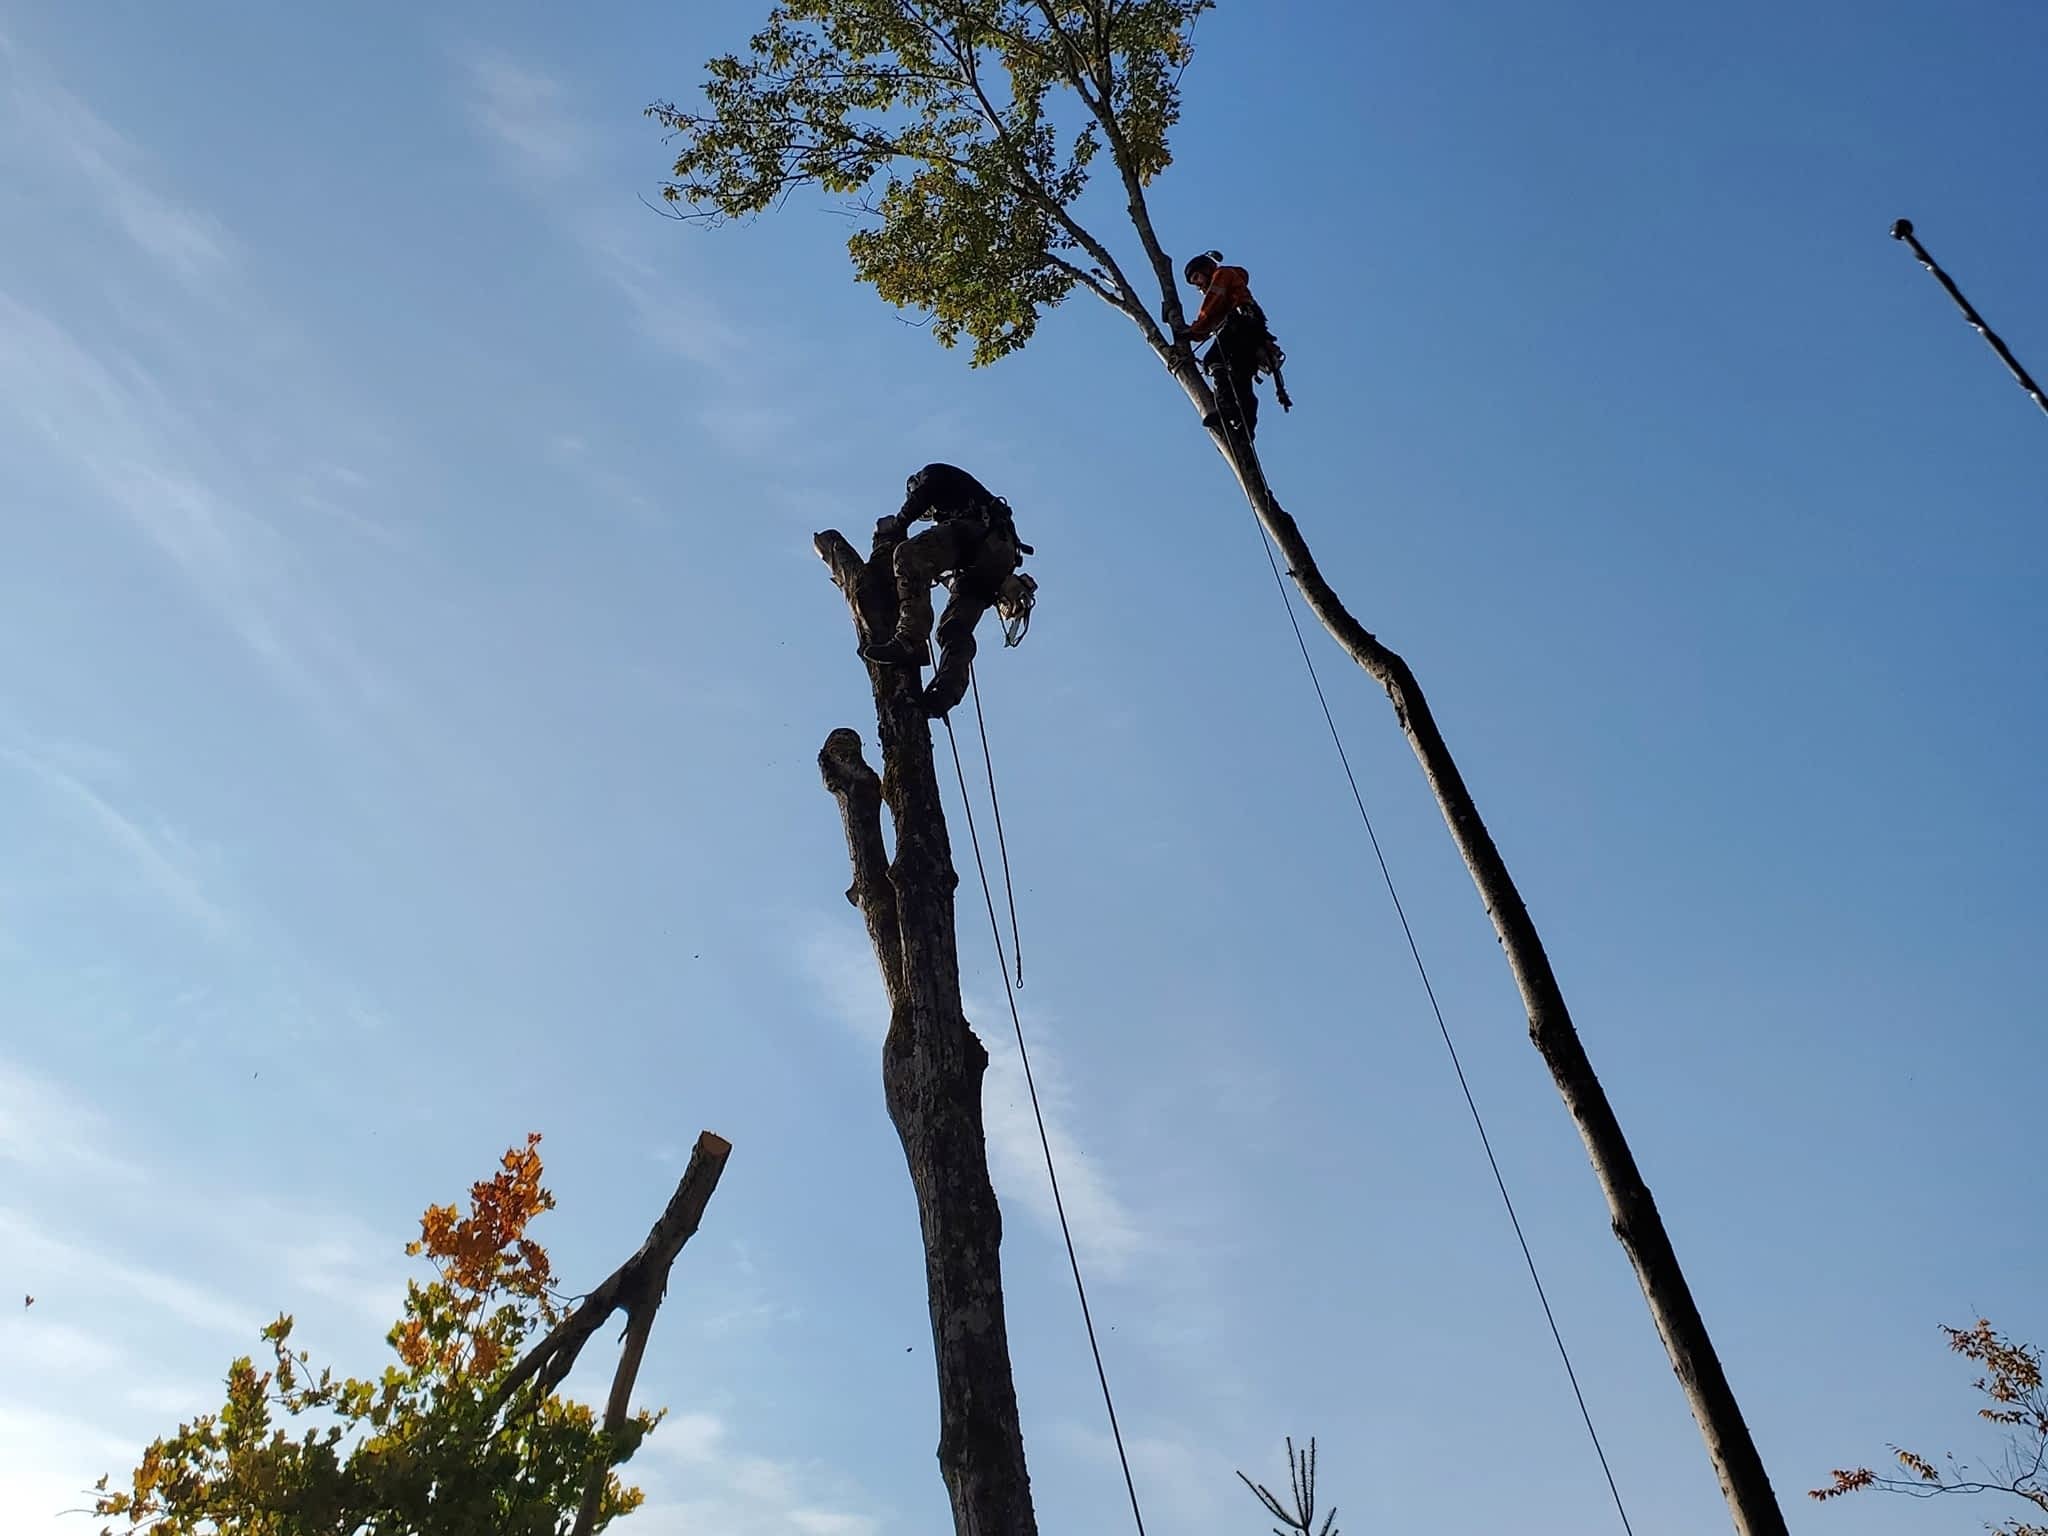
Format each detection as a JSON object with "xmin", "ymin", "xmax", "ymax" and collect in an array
[{"xmin": 1183, "ymin": 250, "xmax": 1223, "ymax": 284}]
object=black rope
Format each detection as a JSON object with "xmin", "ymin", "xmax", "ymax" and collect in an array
[
  {"xmin": 969, "ymin": 670, "xmax": 1025, "ymax": 988},
  {"xmin": 941, "ymin": 692, "xmax": 1147, "ymax": 1536},
  {"xmin": 1210, "ymin": 366, "xmax": 1635, "ymax": 1536},
  {"xmin": 1890, "ymin": 218, "xmax": 2048, "ymax": 420}
]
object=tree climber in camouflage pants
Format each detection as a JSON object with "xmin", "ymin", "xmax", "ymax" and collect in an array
[{"xmin": 861, "ymin": 462, "xmax": 1036, "ymax": 718}]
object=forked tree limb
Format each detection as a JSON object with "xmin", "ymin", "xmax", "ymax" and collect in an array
[{"xmin": 487, "ymin": 1129, "xmax": 732, "ymax": 1535}]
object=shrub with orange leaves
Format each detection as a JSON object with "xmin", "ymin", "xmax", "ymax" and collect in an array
[
  {"xmin": 1812, "ymin": 1319, "xmax": 2048, "ymax": 1536},
  {"xmin": 92, "ymin": 1135, "xmax": 659, "ymax": 1536}
]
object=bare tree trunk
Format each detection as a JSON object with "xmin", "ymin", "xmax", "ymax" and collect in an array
[
  {"xmin": 1163, "ymin": 358, "xmax": 1786, "ymax": 1535},
  {"xmin": 814, "ymin": 522, "xmax": 1038, "ymax": 1536}
]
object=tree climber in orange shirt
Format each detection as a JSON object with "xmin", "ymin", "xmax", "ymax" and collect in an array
[{"xmin": 1175, "ymin": 250, "xmax": 1291, "ymax": 444}]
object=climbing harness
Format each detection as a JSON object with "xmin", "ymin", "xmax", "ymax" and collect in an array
[
  {"xmin": 923, "ymin": 505, "xmax": 1034, "ymax": 658},
  {"xmin": 1210, "ymin": 363, "xmax": 1636, "ymax": 1535},
  {"xmin": 929, "ymin": 541, "xmax": 1033, "ymax": 649},
  {"xmin": 941, "ymin": 672, "xmax": 1146, "ymax": 1536},
  {"xmin": 1237, "ymin": 301, "xmax": 1294, "ymax": 413},
  {"xmin": 1195, "ymin": 306, "xmax": 1294, "ymax": 411},
  {"xmin": 1890, "ymin": 218, "xmax": 2048, "ymax": 421}
]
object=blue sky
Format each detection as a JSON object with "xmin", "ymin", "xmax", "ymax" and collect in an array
[{"xmin": 2, "ymin": 1, "xmax": 2044, "ymax": 1531}]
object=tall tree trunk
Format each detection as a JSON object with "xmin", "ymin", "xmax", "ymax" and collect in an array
[
  {"xmin": 814, "ymin": 522, "xmax": 1039, "ymax": 1536},
  {"xmin": 1166, "ymin": 358, "xmax": 1786, "ymax": 1536},
  {"xmin": 1071, "ymin": 113, "xmax": 1784, "ymax": 1523}
]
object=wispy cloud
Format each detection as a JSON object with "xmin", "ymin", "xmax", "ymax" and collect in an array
[
  {"xmin": 576, "ymin": 216, "xmax": 743, "ymax": 369},
  {"xmin": 463, "ymin": 50, "xmax": 591, "ymax": 180},
  {"xmin": 803, "ymin": 926, "xmax": 889, "ymax": 1047},
  {"xmin": 972, "ymin": 998, "xmax": 1148, "ymax": 1278},
  {"xmin": 803, "ymin": 923, "xmax": 1149, "ymax": 1277},
  {"xmin": 0, "ymin": 1401, "xmax": 137, "ymax": 1536},
  {"xmin": 0, "ymin": 1051, "xmax": 422, "ymax": 1530},
  {"xmin": 2, "ymin": 744, "xmax": 234, "ymax": 939},
  {"xmin": 290, "ymin": 461, "xmax": 416, "ymax": 551},
  {"xmin": 0, "ymin": 1054, "xmax": 420, "ymax": 1357},
  {"xmin": 0, "ymin": 291, "xmax": 386, "ymax": 733},
  {"xmin": 0, "ymin": 1061, "xmax": 297, "ymax": 1344},
  {"xmin": 0, "ymin": 1314, "xmax": 123, "ymax": 1377},
  {"xmin": 636, "ymin": 1409, "xmax": 881, "ymax": 1536},
  {"xmin": 0, "ymin": 30, "xmax": 236, "ymax": 289},
  {"xmin": 457, "ymin": 48, "xmax": 743, "ymax": 371},
  {"xmin": 0, "ymin": 1058, "xmax": 145, "ymax": 1183},
  {"xmin": 1048, "ymin": 1419, "xmax": 1249, "ymax": 1536},
  {"xmin": 275, "ymin": 1234, "xmax": 406, "ymax": 1331},
  {"xmin": 0, "ymin": 1206, "xmax": 257, "ymax": 1340},
  {"xmin": 1, "ymin": 37, "xmax": 405, "ymax": 748}
]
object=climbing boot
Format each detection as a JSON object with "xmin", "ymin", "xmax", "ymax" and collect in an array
[{"xmin": 862, "ymin": 634, "xmax": 924, "ymax": 668}]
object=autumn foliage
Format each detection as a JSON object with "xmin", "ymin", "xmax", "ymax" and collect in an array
[
  {"xmin": 1813, "ymin": 1319, "xmax": 2048, "ymax": 1536},
  {"xmin": 93, "ymin": 1135, "xmax": 658, "ymax": 1536}
]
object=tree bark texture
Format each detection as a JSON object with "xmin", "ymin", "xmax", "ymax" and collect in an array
[
  {"xmin": 1161, "ymin": 357, "xmax": 1786, "ymax": 1535},
  {"xmin": 815, "ymin": 522, "xmax": 1039, "ymax": 1536}
]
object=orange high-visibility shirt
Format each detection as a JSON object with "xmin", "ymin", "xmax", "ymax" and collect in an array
[{"xmin": 1187, "ymin": 265, "xmax": 1254, "ymax": 341}]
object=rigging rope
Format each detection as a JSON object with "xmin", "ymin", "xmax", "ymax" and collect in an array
[
  {"xmin": 941, "ymin": 696, "xmax": 1147, "ymax": 1536},
  {"xmin": 1210, "ymin": 358, "xmax": 1636, "ymax": 1536}
]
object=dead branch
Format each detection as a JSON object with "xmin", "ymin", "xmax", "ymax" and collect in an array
[{"xmin": 486, "ymin": 1129, "xmax": 732, "ymax": 1531}]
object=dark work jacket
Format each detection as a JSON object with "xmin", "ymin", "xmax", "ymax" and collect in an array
[
  {"xmin": 902, "ymin": 462, "xmax": 1032, "ymax": 554},
  {"xmin": 903, "ymin": 462, "xmax": 997, "ymax": 521}
]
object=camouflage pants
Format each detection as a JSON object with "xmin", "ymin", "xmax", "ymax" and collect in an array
[{"xmin": 888, "ymin": 518, "xmax": 1012, "ymax": 716}]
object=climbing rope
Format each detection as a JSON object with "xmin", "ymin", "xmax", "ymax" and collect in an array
[
  {"xmin": 941, "ymin": 691, "xmax": 1147, "ymax": 1536},
  {"xmin": 1210, "ymin": 365, "xmax": 1637, "ymax": 1536},
  {"xmin": 969, "ymin": 670, "xmax": 1025, "ymax": 988}
]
